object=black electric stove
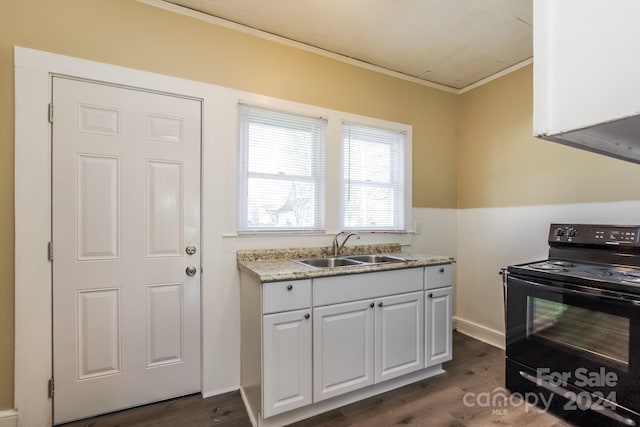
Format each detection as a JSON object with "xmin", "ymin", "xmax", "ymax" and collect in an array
[{"xmin": 506, "ymin": 224, "xmax": 640, "ymax": 427}]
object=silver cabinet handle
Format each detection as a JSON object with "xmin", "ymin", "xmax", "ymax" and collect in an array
[
  {"xmin": 304, "ymin": 313, "xmax": 310, "ymax": 320},
  {"xmin": 185, "ymin": 246, "xmax": 197, "ymax": 255},
  {"xmin": 186, "ymin": 265, "xmax": 197, "ymax": 276},
  {"xmin": 370, "ymin": 302, "xmax": 375, "ymax": 308}
]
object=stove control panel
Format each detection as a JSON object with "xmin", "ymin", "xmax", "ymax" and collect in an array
[{"xmin": 549, "ymin": 224, "xmax": 640, "ymax": 246}]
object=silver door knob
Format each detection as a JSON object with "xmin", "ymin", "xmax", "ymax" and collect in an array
[
  {"xmin": 186, "ymin": 265, "xmax": 197, "ymax": 276},
  {"xmin": 186, "ymin": 246, "xmax": 197, "ymax": 255}
]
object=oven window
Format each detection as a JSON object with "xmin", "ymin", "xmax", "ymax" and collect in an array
[{"xmin": 527, "ymin": 297, "xmax": 629, "ymax": 368}]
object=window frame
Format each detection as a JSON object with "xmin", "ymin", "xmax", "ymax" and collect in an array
[
  {"xmin": 236, "ymin": 100, "xmax": 412, "ymax": 235},
  {"xmin": 340, "ymin": 121, "xmax": 407, "ymax": 231},
  {"xmin": 237, "ymin": 103, "xmax": 327, "ymax": 232}
]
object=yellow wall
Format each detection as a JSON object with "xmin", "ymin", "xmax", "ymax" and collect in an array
[
  {"xmin": 0, "ymin": 0, "xmax": 458, "ymax": 409},
  {"xmin": 455, "ymin": 65, "xmax": 640, "ymax": 347},
  {"xmin": 457, "ymin": 65, "xmax": 640, "ymax": 208}
]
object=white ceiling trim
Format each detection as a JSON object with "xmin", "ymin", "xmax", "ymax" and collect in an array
[
  {"xmin": 458, "ymin": 58, "xmax": 533, "ymax": 94},
  {"xmin": 138, "ymin": 0, "xmax": 530, "ymax": 95}
]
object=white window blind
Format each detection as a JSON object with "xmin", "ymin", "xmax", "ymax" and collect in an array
[
  {"xmin": 238, "ymin": 104, "xmax": 326, "ymax": 231},
  {"xmin": 342, "ymin": 122, "xmax": 405, "ymax": 230}
]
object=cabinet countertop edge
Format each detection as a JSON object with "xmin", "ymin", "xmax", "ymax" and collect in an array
[{"xmin": 238, "ymin": 254, "xmax": 455, "ymax": 283}]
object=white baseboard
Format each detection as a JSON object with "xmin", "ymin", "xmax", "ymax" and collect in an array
[
  {"xmin": 454, "ymin": 316, "xmax": 505, "ymax": 349},
  {"xmin": 239, "ymin": 386, "xmax": 258, "ymax": 427},
  {"xmin": 201, "ymin": 385, "xmax": 239, "ymax": 399},
  {"xmin": 0, "ymin": 410, "xmax": 18, "ymax": 427}
]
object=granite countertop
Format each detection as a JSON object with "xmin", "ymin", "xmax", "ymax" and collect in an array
[{"xmin": 237, "ymin": 244, "xmax": 455, "ymax": 283}]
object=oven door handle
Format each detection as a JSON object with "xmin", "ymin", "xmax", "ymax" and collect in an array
[
  {"xmin": 519, "ymin": 371, "xmax": 636, "ymax": 426},
  {"xmin": 510, "ymin": 276, "xmax": 640, "ymax": 306}
]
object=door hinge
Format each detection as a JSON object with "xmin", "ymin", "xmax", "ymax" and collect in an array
[
  {"xmin": 48, "ymin": 241, "xmax": 54, "ymax": 262},
  {"xmin": 48, "ymin": 378, "xmax": 54, "ymax": 398},
  {"xmin": 48, "ymin": 103, "xmax": 54, "ymax": 123}
]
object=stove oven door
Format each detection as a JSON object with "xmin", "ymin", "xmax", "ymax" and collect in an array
[{"xmin": 506, "ymin": 275, "xmax": 640, "ymax": 420}]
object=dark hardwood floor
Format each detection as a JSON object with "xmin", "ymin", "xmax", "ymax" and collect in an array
[{"xmin": 62, "ymin": 332, "xmax": 571, "ymax": 427}]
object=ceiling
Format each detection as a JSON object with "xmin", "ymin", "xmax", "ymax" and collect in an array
[{"xmin": 164, "ymin": 0, "xmax": 532, "ymax": 90}]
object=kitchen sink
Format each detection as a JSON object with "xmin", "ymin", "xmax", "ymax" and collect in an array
[
  {"xmin": 294, "ymin": 254, "xmax": 408, "ymax": 269},
  {"xmin": 343, "ymin": 254, "xmax": 406, "ymax": 264},
  {"xmin": 295, "ymin": 257, "xmax": 362, "ymax": 268}
]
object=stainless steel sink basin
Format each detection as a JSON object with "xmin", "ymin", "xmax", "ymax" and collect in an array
[
  {"xmin": 344, "ymin": 254, "xmax": 406, "ymax": 264},
  {"xmin": 295, "ymin": 257, "xmax": 361, "ymax": 268},
  {"xmin": 294, "ymin": 254, "xmax": 408, "ymax": 269}
]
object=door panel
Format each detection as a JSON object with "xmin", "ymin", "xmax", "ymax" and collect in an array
[
  {"xmin": 52, "ymin": 77, "xmax": 201, "ymax": 424},
  {"xmin": 146, "ymin": 283, "xmax": 184, "ymax": 367},
  {"xmin": 313, "ymin": 300, "xmax": 374, "ymax": 402},
  {"xmin": 146, "ymin": 113, "xmax": 184, "ymax": 143},
  {"xmin": 425, "ymin": 287, "xmax": 453, "ymax": 367},
  {"xmin": 78, "ymin": 104, "xmax": 120, "ymax": 136},
  {"xmin": 77, "ymin": 155, "xmax": 120, "ymax": 260},
  {"xmin": 262, "ymin": 309, "xmax": 312, "ymax": 417},
  {"xmin": 375, "ymin": 292, "xmax": 424, "ymax": 382},
  {"xmin": 76, "ymin": 288, "xmax": 121, "ymax": 380},
  {"xmin": 145, "ymin": 160, "xmax": 183, "ymax": 257}
]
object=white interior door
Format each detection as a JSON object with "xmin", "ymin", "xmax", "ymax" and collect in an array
[{"xmin": 52, "ymin": 76, "xmax": 201, "ymax": 424}]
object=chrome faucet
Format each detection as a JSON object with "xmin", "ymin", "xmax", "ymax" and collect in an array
[{"xmin": 332, "ymin": 231, "xmax": 360, "ymax": 256}]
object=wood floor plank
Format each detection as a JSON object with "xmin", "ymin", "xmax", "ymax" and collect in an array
[{"xmin": 59, "ymin": 332, "xmax": 573, "ymax": 427}]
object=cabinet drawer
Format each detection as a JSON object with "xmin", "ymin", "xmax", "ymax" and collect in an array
[
  {"xmin": 424, "ymin": 264, "xmax": 453, "ymax": 290},
  {"xmin": 263, "ymin": 280, "xmax": 311, "ymax": 314}
]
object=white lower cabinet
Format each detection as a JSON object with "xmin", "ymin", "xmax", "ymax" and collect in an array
[
  {"xmin": 375, "ymin": 291, "xmax": 424, "ymax": 382},
  {"xmin": 313, "ymin": 291, "xmax": 425, "ymax": 403},
  {"xmin": 425, "ymin": 287, "xmax": 453, "ymax": 367},
  {"xmin": 313, "ymin": 300, "xmax": 375, "ymax": 402},
  {"xmin": 262, "ymin": 309, "xmax": 313, "ymax": 417},
  {"xmin": 242, "ymin": 263, "xmax": 453, "ymax": 425}
]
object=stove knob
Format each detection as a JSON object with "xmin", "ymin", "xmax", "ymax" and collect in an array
[
  {"xmin": 555, "ymin": 227, "xmax": 565, "ymax": 237},
  {"xmin": 568, "ymin": 228, "xmax": 577, "ymax": 238}
]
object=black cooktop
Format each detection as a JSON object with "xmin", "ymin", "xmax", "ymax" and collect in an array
[
  {"xmin": 513, "ymin": 259, "xmax": 640, "ymax": 282},
  {"xmin": 508, "ymin": 259, "xmax": 640, "ymax": 296},
  {"xmin": 507, "ymin": 224, "xmax": 640, "ymax": 295}
]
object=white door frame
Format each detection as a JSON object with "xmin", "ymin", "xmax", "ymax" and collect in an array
[{"xmin": 14, "ymin": 47, "xmax": 218, "ymax": 427}]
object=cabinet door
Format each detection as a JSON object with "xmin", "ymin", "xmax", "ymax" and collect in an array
[
  {"xmin": 375, "ymin": 292, "xmax": 424, "ymax": 383},
  {"xmin": 425, "ymin": 287, "xmax": 453, "ymax": 367},
  {"xmin": 262, "ymin": 309, "xmax": 312, "ymax": 418},
  {"xmin": 313, "ymin": 300, "xmax": 374, "ymax": 402}
]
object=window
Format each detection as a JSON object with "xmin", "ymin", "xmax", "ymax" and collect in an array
[
  {"xmin": 341, "ymin": 122, "xmax": 405, "ymax": 230},
  {"xmin": 238, "ymin": 104, "xmax": 326, "ymax": 231}
]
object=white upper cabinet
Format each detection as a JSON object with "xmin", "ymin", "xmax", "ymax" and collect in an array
[{"xmin": 534, "ymin": 0, "xmax": 640, "ymax": 163}]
